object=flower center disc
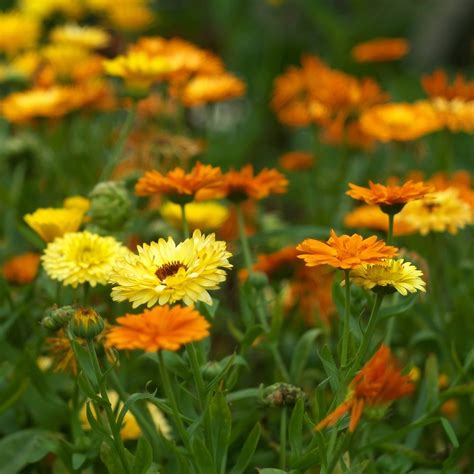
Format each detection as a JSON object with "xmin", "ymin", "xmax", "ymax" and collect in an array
[{"xmin": 155, "ymin": 261, "xmax": 186, "ymax": 280}]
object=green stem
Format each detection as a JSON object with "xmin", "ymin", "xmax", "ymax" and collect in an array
[
  {"xmin": 55, "ymin": 282, "xmax": 62, "ymax": 305},
  {"xmin": 279, "ymin": 407, "xmax": 287, "ymax": 469},
  {"xmin": 387, "ymin": 213, "xmax": 395, "ymax": 245},
  {"xmin": 185, "ymin": 343, "xmax": 205, "ymax": 405},
  {"xmin": 157, "ymin": 351, "xmax": 191, "ymax": 451},
  {"xmin": 340, "ymin": 270, "xmax": 352, "ymax": 368},
  {"xmin": 86, "ymin": 340, "xmax": 130, "ymax": 474},
  {"xmin": 180, "ymin": 203, "xmax": 190, "ymax": 239},
  {"xmin": 82, "ymin": 282, "xmax": 90, "ymax": 306},
  {"xmin": 270, "ymin": 345, "xmax": 290, "ymax": 382},
  {"xmin": 236, "ymin": 203, "xmax": 253, "ymax": 270}
]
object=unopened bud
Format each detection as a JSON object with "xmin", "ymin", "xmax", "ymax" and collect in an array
[
  {"xmin": 263, "ymin": 383, "xmax": 306, "ymax": 408},
  {"xmin": 69, "ymin": 307, "xmax": 105, "ymax": 340},
  {"xmin": 42, "ymin": 305, "xmax": 75, "ymax": 332},
  {"xmin": 248, "ymin": 271, "xmax": 269, "ymax": 289}
]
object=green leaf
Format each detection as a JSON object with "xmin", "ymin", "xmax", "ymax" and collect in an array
[
  {"xmin": 204, "ymin": 354, "xmax": 248, "ymax": 394},
  {"xmin": 0, "ymin": 374, "xmax": 29, "ymax": 415},
  {"xmin": 209, "ymin": 391, "xmax": 232, "ymax": 472},
  {"xmin": 256, "ymin": 469, "xmax": 288, "ymax": 473},
  {"xmin": 288, "ymin": 397, "xmax": 305, "ymax": 459},
  {"xmin": 378, "ymin": 293, "xmax": 417, "ymax": 320},
  {"xmin": 0, "ymin": 429, "xmax": 61, "ymax": 474},
  {"xmin": 318, "ymin": 345, "xmax": 339, "ymax": 392},
  {"xmin": 290, "ymin": 329, "xmax": 322, "ymax": 384},
  {"xmin": 229, "ymin": 423, "xmax": 260, "ymax": 474},
  {"xmin": 100, "ymin": 442, "xmax": 133, "ymax": 474},
  {"xmin": 191, "ymin": 436, "xmax": 215, "ymax": 474},
  {"xmin": 131, "ymin": 437, "xmax": 153, "ymax": 474},
  {"xmin": 440, "ymin": 418, "xmax": 459, "ymax": 448},
  {"xmin": 70, "ymin": 339, "xmax": 98, "ymax": 386}
]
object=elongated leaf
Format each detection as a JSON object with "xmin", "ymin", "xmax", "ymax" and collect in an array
[
  {"xmin": 70, "ymin": 340, "xmax": 98, "ymax": 386},
  {"xmin": 440, "ymin": 418, "xmax": 459, "ymax": 448},
  {"xmin": 288, "ymin": 397, "xmax": 305, "ymax": 459},
  {"xmin": 0, "ymin": 375, "xmax": 29, "ymax": 415},
  {"xmin": 191, "ymin": 436, "xmax": 215, "ymax": 474},
  {"xmin": 379, "ymin": 294, "xmax": 417, "ymax": 320},
  {"xmin": 209, "ymin": 391, "xmax": 232, "ymax": 472},
  {"xmin": 318, "ymin": 345, "xmax": 339, "ymax": 392},
  {"xmin": 131, "ymin": 437, "xmax": 153, "ymax": 474},
  {"xmin": 290, "ymin": 329, "xmax": 322, "ymax": 384},
  {"xmin": 229, "ymin": 423, "xmax": 260, "ymax": 474}
]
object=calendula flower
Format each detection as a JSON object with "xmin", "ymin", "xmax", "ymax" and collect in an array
[
  {"xmin": 421, "ymin": 69, "xmax": 474, "ymax": 101},
  {"xmin": 398, "ymin": 189, "xmax": 472, "ymax": 235},
  {"xmin": 278, "ymin": 151, "xmax": 314, "ymax": 171},
  {"xmin": 80, "ymin": 390, "xmax": 171, "ymax": 440},
  {"xmin": 344, "ymin": 205, "xmax": 414, "ymax": 236},
  {"xmin": 106, "ymin": 305, "xmax": 210, "ymax": 352},
  {"xmin": 347, "ymin": 181, "xmax": 433, "ymax": 213},
  {"xmin": 360, "ymin": 102, "xmax": 441, "ymax": 142},
  {"xmin": 316, "ymin": 345, "xmax": 414, "ymax": 432},
  {"xmin": 0, "ymin": 12, "xmax": 41, "ymax": 56},
  {"xmin": 24, "ymin": 207, "xmax": 84, "ymax": 242},
  {"xmin": 209, "ymin": 165, "xmax": 288, "ymax": 201},
  {"xmin": 1, "ymin": 86, "xmax": 77, "ymax": 123},
  {"xmin": 160, "ymin": 201, "xmax": 229, "ymax": 231},
  {"xmin": 50, "ymin": 24, "xmax": 110, "ymax": 50},
  {"xmin": 135, "ymin": 162, "xmax": 223, "ymax": 203},
  {"xmin": 178, "ymin": 73, "xmax": 246, "ymax": 106},
  {"xmin": 2, "ymin": 252, "xmax": 40, "ymax": 285},
  {"xmin": 349, "ymin": 258, "xmax": 426, "ymax": 295},
  {"xmin": 352, "ymin": 38, "xmax": 409, "ymax": 63},
  {"xmin": 19, "ymin": 0, "xmax": 83, "ymax": 19},
  {"xmin": 297, "ymin": 230, "xmax": 398, "ymax": 270},
  {"xmin": 109, "ymin": 230, "xmax": 232, "ymax": 307},
  {"xmin": 106, "ymin": 2, "xmax": 153, "ymax": 31},
  {"xmin": 430, "ymin": 97, "xmax": 474, "ymax": 133},
  {"xmin": 41, "ymin": 44, "xmax": 92, "ymax": 79},
  {"xmin": 63, "ymin": 196, "xmax": 91, "ymax": 213},
  {"xmin": 42, "ymin": 231, "xmax": 128, "ymax": 288}
]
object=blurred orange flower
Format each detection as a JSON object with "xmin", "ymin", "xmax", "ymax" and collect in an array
[
  {"xmin": 278, "ymin": 151, "xmax": 314, "ymax": 171},
  {"xmin": 106, "ymin": 305, "xmax": 210, "ymax": 352},
  {"xmin": 421, "ymin": 69, "xmax": 474, "ymax": 101},
  {"xmin": 430, "ymin": 97, "xmax": 474, "ymax": 133},
  {"xmin": 135, "ymin": 162, "xmax": 223, "ymax": 202},
  {"xmin": 352, "ymin": 38, "xmax": 409, "ymax": 63},
  {"xmin": 297, "ymin": 230, "xmax": 397, "ymax": 270},
  {"xmin": 316, "ymin": 345, "xmax": 414, "ymax": 432},
  {"xmin": 2, "ymin": 252, "xmax": 40, "ymax": 285},
  {"xmin": 360, "ymin": 101, "xmax": 441, "ymax": 142}
]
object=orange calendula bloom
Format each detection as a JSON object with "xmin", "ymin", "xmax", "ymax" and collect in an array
[
  {"xmin": 135, "ymin": 162, "xmax": 223, "ymax": 203},
  {"xmin": 352, "ymin": 38, "xmax": 409, "ymax": 63},
  {"xmin": 421, "ymin": 69, "xmax": 474, "ymax": 101},
  {"xmin": 316, "ymin": 345, "xmax": 414, "ymax": 432},
  {"xmin": 106, "ymin": 305, "xmax": 210, "ymax": 352},
  {"xmin": 347, "ymin": 181, "xmax": 433, "ymax": 211},
  {"xmin": 360, "ymin": 101, "xmax": 441, "ymax": 142},
  {"xmin": 278, "ymin": 151, "xmax": 314, "ymax": 171},
  {"xmin": 2, "ymin": 252, "xmax": 41, "ymax": 285},
  {"xmin": 297, "ymin": 230, "xmax": 397, "ymax": 270},
  {"xmin": 210, "ymin": 165, "xmax": 288, "ymax": 201}
]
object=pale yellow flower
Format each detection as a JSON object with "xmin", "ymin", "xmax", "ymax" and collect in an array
[
  {"xmin": 110, "ymin": 230, "xmax": 232, "ymax": 307},
  {"xmin": 160, "ymin": 201, "xmax": 229, "ymax": 231},
  {"xmin": 80, "ymin": 391, "xmax": 171, "ymax": 440},
  {"xmin": 24, "ymin": 207, "xmax": 84, "ymax": 242},
  {"xmin": 50, "ymin": 24, "xmax": 110, "ymax": 50},
  {"xmin": 42, "ymin": 231, "xmax": 128, "ymax": 287}
]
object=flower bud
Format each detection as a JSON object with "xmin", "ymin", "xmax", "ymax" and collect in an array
[
  {"xmin": 248, "ymin": 271, "xmax": 269, "ymax": 289},
  {"xmin": 201, "ymin": 361, "xmax": 222, "ymax": 381},
  {"xmin": 263, "ymin": 383, "xmax": 306, "ymax": 408},
  {"xmin": 42, "ymin": 305, "xmax": 75, "ymax": 332},
  {"xmin": 88, "ymin": 181, "xmax": 131, "ymax": 232},
  {"xmin": 69, "ymin": 307, "xmax": 105, "ymax": 340}
]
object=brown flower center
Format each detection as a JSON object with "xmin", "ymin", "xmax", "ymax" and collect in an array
[{"xmin": 155, "ymin": 261, "xmax": 186, "ymax": 281}]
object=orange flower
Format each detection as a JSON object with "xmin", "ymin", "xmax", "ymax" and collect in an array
[
  {"xmin": 316, "ymin": 345, "xmax": 414, "ymax": 432},
  {"xmin": 344, "ymin": 205, "xmax": 414, "ymax": 236},
  {"xmin": 297, "ymin": 230, "xmax": 398, "ymax": 270},
  {"xmin": 210, "ymin": 165, "xmax": 288, "ymax": 201},
  {"xmin": 421, "ymin": 69, "xmax": 474, "ymax": 101},
  {"xmin": 2, "ymin": 252, "xmax": 40, "ymax": 285},
  {"xmin": 278, "ymin": 151, "xmax": 314, "ymax": 171},
  {"xmin": 106, "ymin": 305, "xmax": 210, "ymax": 352},
  {"xmin": 347, "ymin": 181, "xmax": 433, "ymax": 210},
  {"xmin": 177, "ymin": 73, "xmax": 246, "ymax": 106},
  {"xmin": 352, "ymin": 38, "xmax": 409, "ymax": 63},
  {"xmin": 135, "ymin": 161, "xmax": 223, "ymax": 202},
  {"xmin": 360, "ymin": 101, "xmax": 441, "ymax": 142}
]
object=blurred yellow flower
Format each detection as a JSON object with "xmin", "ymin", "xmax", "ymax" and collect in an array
[
  {"xmin": 50, "ymin": 24, "xmax": 110, "ymax": 50},
  {"xmin": 24, "ymin": 207, "xmax": 84, "ymax": 242},
  {"xmin": 399, "ymin": 189, "xmax": 472, "ymax": 235},
  {"xmin": 63, "ymin": 196, "xmax": 91, "ymax": 213},
  {"xmin": 430, "ymin": 97, "xmax": 474, "ymax": 133},
  {"xmin": 360, "ymin": 101, "xmax": 441, "ymax": 142},
  {"xmin": 0, "ymin": 12, "xmax": 41, "ymax": 56},
  {"xmin": 42, "ymin": 44, "xmax": 91, "ymax": 79},
  {"xmin": 19, "ymin": 0, "xmax": 83, "ymax": 19},
  {"xmin": 349, "ymin": 258, "xmax": 426, "ymax": 296},
  {"xmin": 160, "ymin": 201, "xmax": 229, "ymax": 231},
  {"xmin": 80, "ymin": 391, "xmax": 171, "ymax": 440},
  {"xmin": 42, "ymin": 231, "xmax": 128, "ymax": 287},
  {"xmin": 110, "ymin": 230, "xmax": 232, "ymax": 307}
]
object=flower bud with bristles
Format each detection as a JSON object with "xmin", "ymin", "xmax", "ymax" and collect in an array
[
  {"xmin": 42, "ymin": 305, "xmax": 76, "ymax": 332},
  {"xmin": 263, "ymin": 383, "xmax": 306, "ymax": 408},
  {"xmin": 69, "ymin": 307, "xmax": 105, "ymax": 340}
]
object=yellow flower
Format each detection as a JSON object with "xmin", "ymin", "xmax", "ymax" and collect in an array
[
  {"xmin": 0, "ymin": 12, "xmax": 41, "ymax": 56},
  {"xmin": 430, "ymin": 97, "xmax": 474, "ymax": 133},
  {"xmin": 42, "ymin": 231, "xmax": 128, "ymax": 288},
  {"xmin": 160, "ymin": 201, "xmax": 229, "ymax": 231},
  {"xmin": 19, "ymin": 0, "xmax": 83, "ymax": 19},
  {"xmin": 349, "ymin": 258, "xmax": 426, "ymax": 296},
  {"xmin": 109, "ymin": 229, "xmax": 232, "ymax": 307},
  {"xmin": 80, "ymin": 391, "xmax": 171, "ymax": 440},
  {"xmin": 24, "ymin": 207, "xmax": 84, "ymax": 242},
  {"xmin": 50, "ymin": 24, "xmax": 110, "ymax": 50},
  {"xmin": 398, "ymin": 189, "xmax": 472, "ymax": 235},
  {"xmin": 63, "ymin": 196, "xmax": 91, "ymax": 213},
  {"xmin": 42, "ymin": 44, "xmax": 91, "ymax": 79}
]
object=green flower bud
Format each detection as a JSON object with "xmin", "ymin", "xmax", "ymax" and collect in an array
[
  {"xmin": 88, "ymin": 181, "xmax": 131, "ymax": 232},
  {"xmin": 263, "ymin": 383, "xmax": 306, "ymax": 408},
  {"xmin": 201, "ymin": 361, "xmax": 222, "ymax": 381},
  {"xmin": 42, "ymin": 305, "xmax": 75, "ymax": 332},
  {"xmin": 248, "ymin": 271, "xmax": 269, "ymax": 289},
  {"xmin": 69, "ymin": 307, "xmax": 105, "ymax": 340}
]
